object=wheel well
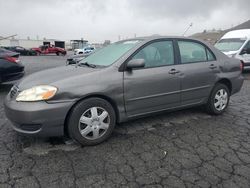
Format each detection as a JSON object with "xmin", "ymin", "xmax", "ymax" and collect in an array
[
  {"xmin": 64, "ymin": 95, "xmax": 120, "ymax": 137},
  {"xmin": 217, "ymin": 79, "xmax": 232, "ymax": 94}
]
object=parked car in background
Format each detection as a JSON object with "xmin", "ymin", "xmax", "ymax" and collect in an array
[
  {"xmin": 32, "ymin": 44, "xmax": 67, "ymax": 56},
  {"xmin": 0, "ymin": 48, "xmax": 19, "ymax": 58},
  {"xmin": 3, "ymin": 46, "xmax": 37, "ymax": 56},
  {"xmin": 4, "ymin": 36, "xmax": 243, "ymax": 146},
  {"xmin": 74, "ymin": 46, "xmax": 95, "ymax": 55},
  {"xmin": 0, "ymin": 48, "xmax": 24, "ymax": 84},
  {"xmin": 215, "ymin": 29, "xmax": 250, "ymax": 71},
  {"xmin": 67, "ymin": 51, "xmax": 96, "ymax": 65},
  {"xmin": 66, "ymin": 54, "xmax": 87, "ymax": 65}
]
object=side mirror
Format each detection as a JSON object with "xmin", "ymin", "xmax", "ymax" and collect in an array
[{"xmin": 126, "ymin": 59, "xmax": 145, "ymax": 70}]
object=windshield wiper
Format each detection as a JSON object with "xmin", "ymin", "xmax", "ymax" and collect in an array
[{"xmin": 77, "ymin": 61, "xmax": 96, "ymax": 68}]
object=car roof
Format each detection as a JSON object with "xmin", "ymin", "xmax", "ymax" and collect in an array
[
  {"xmin": 222, "ymin": 29, "xmax": 250, "ymax": 39},
  {"xmin": 119, "ymin": 35, "xmax": 206, "ymax": 43}
]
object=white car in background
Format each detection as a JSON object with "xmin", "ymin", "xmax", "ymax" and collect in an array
[
  {"xmin": 215, "ymin": 29, "xmax": 250, "ymax": 71},
  {"xmin": 74, "ymin": 46, "xmax": 95, "ymax": 55}
]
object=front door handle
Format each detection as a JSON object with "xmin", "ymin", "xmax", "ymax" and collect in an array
[
  {"xmin": 209, "ymin": 64, "xmax": 217, "ymax": 69},
  {"xmin": 169, "ymin": 69, "xmax": 180, "ymax": 75}
]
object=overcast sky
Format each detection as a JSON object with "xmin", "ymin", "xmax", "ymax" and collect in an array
[{"xmin": 0, "ymin": 0, "xmax": 249, "ymax": 43}]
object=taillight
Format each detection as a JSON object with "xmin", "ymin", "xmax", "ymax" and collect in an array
[
  {"xmin": 240, "ymin": 60, "xmax": 244, "ymax": 72},
  {"xmin": 4, "ymin": 56, "xmax": 20, "ymax": 63}
]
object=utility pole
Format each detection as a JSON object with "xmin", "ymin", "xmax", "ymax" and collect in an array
[{"xmin": 182, "ymin": 23, "xmax": 193, "ymax": 36}]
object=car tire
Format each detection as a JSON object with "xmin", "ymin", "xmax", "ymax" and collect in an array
[
  {"xmin": 56, "ymin": 52, "xmax": 60, "ymax": 56},
  {"xmin": 67, "ymin": 98, "xmax": 116, "ymax": 146},
  {"xmin": 206, "ymin": 83, "xmax": 230, "ymax": 115}
]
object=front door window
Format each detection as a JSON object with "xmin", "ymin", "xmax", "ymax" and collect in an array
[{"xmin": 132, "ymin": 41, "xmax": 174, "ymax": 68}]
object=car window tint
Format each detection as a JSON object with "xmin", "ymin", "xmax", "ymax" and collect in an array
[
  {"xmin": 178, "ymin": 41, "xmax": 207, "ymax": 63},
  {"xmin": 207, "ymin": 49, "xmax": 215, "ymax": 61},
  {"xmin": 132, "ymin": 41, "xmax": 174, "ymax": 68},
  {"xmin": 243, "ymin": 41, "xmax": 250, "ymax": 50}
]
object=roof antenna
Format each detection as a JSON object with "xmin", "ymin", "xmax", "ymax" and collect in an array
[{"xmin": 182, "ymin": 23, "xmax": 193, "ymax": 36}]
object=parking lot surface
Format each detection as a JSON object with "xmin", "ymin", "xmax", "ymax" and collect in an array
[{"xmin": 1, "ymin": 55, "xmax": 250, "ymax": 188}]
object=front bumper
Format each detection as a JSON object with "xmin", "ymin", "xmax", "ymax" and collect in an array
[{"xmin": 4, "ymin": 94, "xmax": 74, "ymax": 137}]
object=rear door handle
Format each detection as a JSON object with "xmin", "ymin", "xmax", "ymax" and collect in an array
[
  {"xmin": 209, "ymin": 64, "xmax": 217, "ymax": 69},
  {"xmin": 169, "ymin": 69, "xmax": 180, "ymax": 75}
]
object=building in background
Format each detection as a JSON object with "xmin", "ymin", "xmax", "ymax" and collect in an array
[
  {"xmin": 69, "ymin": 39, "xmax": 88, "ymax": 50},
  {"xmin": 0, "ymin": 35, "xmax": 114, "ymax": 51},
  {"xmin": 0, "ymin": 36, "xmax": 65, "ymax": 49}
]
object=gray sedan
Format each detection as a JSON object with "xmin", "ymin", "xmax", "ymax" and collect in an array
[{"xmin": 4, "ymin": 36, "xmax": 244, "ymax": 145}]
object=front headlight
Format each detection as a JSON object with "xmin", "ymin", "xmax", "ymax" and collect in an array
[{"xmin": 16, "ymin": 85, "xmax": 57, "ymax": 102}]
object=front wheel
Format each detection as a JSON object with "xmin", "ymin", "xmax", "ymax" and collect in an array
[
  {"xmin": 67, "ymin": 98, "xmax": 116, "ymax": 146},
  {"xmin": 206, "ymin": 83, "xmax": 230, "ymax": 115}
]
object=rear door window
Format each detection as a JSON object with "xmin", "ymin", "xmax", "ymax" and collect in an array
[{"xmin": 178, "ymin": 41, "xmax": 215, "ymax": 63}]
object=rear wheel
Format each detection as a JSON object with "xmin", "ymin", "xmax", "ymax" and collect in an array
[
  {"xmin": 67, "ymin": 98, "xmax": 116, "ymax": 145},
  {"xmin": 206, "ymin": 83, "xmax": 230, "ymax": 115},
  {"xmin": 56, "ymin": 52, "xmax": 60, "ymax": 56}
]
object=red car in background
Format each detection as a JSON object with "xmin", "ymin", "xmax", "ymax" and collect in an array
[{"xmin": 32, "ymin": 44, "xmax": 66, "ymax": 56}]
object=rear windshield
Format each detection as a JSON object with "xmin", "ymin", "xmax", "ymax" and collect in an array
[
  {"xmin": 80, "ymin": 40, "xmax": 143, "ymax": 66},
  {"xmin": 215, "ymin": 38, "xmax": 246, "ymax": 52}
]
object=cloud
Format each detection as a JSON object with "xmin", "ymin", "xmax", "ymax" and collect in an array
[
  {"xmin": 0, "ymin": 0, "xmax": 249, "ymax": 43},
  {"xmin": 128, "ymin": 0, "xmax": 250, "ymax": 19}
]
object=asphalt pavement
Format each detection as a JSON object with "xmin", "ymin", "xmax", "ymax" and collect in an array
[{"xmin": 0, "ymin": 55, "xmax": 250, "ymax": 188}]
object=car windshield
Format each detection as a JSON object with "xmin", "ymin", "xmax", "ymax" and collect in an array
[
  {"xmin": 215, "ymin": 38, "xmax": 246, "ymax": 52},
  {"xmin": 79, "ymin": 40, "xmax": 142, "ymax": 66}
]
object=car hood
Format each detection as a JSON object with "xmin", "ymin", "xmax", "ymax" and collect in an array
[
  {"xmin": 223, "ymin": 51, "xmax": 238, "ymax": 57},
  {"xmin": 18, "ymin": 65, "xmax": 100, "ymax": 90}
]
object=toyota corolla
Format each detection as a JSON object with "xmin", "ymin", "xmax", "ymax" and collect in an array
[{"xmin": 4, "ymin": 36, "xmax": 244, "ymax": 145}]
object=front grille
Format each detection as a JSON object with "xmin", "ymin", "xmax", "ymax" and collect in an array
[{"xmin": 10, "ymin": 85, "xmax": 19, "ymax": 99}]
